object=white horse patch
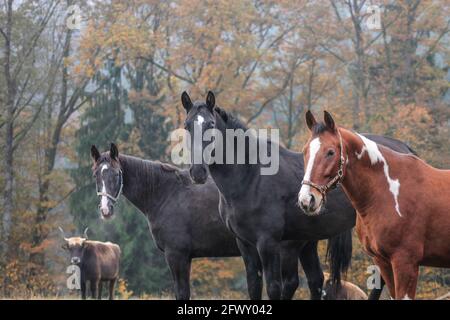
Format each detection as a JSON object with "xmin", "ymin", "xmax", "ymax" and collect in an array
[
  {"xmin": 356, "ymin": 134, "xmax": 402, "ymax": 217},
  {"xmin": 196, "ymin": 115, "xmax": 205, "ymax": 125},
  {"xmin": 100, "ymin": 164, "xmax": 108, "ymax": 209},
  {"xmin": 299, "ymin": 137, "xmax": 321, "ymax": 202}
]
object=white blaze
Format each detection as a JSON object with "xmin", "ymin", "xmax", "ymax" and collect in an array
[
  {"xmin": 299, "ymin": 137, "xmax": 321, "ymax": 203},
  {"xmin": 193, "ymin": 115, "xmax": 205, "ymax": 164},
  {"xmin": 100, "ymin": 164, "xmax": 109, "ymax": 211},
  {"xmin": 356, "ymin": 133, "xmax": 402, "ymax": 217},
  {"xmin": 196, "ymin": 115, "xmax": 205, "ymax": 125}
]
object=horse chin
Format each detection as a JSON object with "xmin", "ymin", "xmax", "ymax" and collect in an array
[
  {"xmin": 302, "ymin": 206, "xmax": 323, "ymax": 217},
  {"xmin": 189, "ymin": 166, "xmax": 208, "ymax": 184},
  {"xmin": 192, "ymin": 176, "xmax": 207, "ymax": 184}
]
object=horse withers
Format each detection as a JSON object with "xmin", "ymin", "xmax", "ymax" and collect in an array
[
  {"xmin": 299, "ymin": 110, "xmax": 450, "ymax": 299},
  {"xmin": 59, "ymin": 227, "xmax": 120, "ymax": 299}
]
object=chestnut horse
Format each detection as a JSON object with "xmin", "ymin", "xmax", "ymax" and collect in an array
[{"xmin": 298, "ymin": 111, "xmax": 450, "ymax": 299}]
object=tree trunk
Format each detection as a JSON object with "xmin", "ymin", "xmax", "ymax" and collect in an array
[
  {"xmin": 2, "ymin": 0, "xmax": 15, "ymax": 262},
  {"xmin": 30, "ymin": 27, "xmax": 72, "ymax": 266}
]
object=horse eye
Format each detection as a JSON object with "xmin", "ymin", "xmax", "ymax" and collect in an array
[{"xmin": 327, "ymin": 149, "xmax": 335, "ymax": 157}]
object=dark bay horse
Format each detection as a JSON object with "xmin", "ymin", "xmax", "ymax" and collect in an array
[
  {"xmin": 90, "ymin": 144, "xmax": 323, "ymax": 300},
  {"xmin": 299, "ymin": 111, "xmax": 450, "ymax": 299},
  {"xmin": 182, "ymin": 91, "xmax": 356, "ymax": 300},
  {"xmin": 181, "ymin": 91, "xmax": 417, "ymax": 300}
]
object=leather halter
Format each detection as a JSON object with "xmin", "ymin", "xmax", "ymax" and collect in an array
[
  {"xmin": 96, "ymin": 169, "xmax": 123, "ymax": 203},
  {"xmin": 302, "ymin": 129, "xmax": 346, "ymax": 200}
]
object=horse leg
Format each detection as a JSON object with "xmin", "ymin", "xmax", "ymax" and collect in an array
[
  {"xmin": 236, "ymin": 238, "xmax": 263, "ymax": 300},
  {"xmin": 256, "ymin": 237, "xmax": 282, "ymax": 300},
  {"xmin": 373, "ymin": 257, "xmax": 395, "ymax": 299},
  {"xmin": 109, "ymin": 279, "xmax": 116, "ymax": 300},
  {"xmin": 299, "ymin": 241, "xmax": 324, "ymax": 300},
  {"xmin": 165, "ymin": 251, "xmax": 191, "ymax": 300},
  {"xmin": 97, "ymin": 281, "xmax": 103, "ymax": 300},
  {"xmin": 280, "ymin": 241, "xmax": 301, "ymax": 300},
  {"xmin": 391, "ymin": 255, "xmax": 419, "ymax": 299}
]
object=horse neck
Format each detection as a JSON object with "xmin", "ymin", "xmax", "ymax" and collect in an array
[
  {"xmin": 119, "ymin": 155, "xmax": 175, "ymax": 220},
  {"xmin": 209, "ymin": 114, "xmax": 260, "ymax": 194},
  {"xmin": 339, "ymin": 128, "xmax": 385, "ymax": 215}
]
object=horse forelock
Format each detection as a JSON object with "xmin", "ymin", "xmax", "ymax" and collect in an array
[
  {"xmin": 92, "ymin": 153, "xmax": 121, "ymax": 171},
  {"xmin": 311, "ymin": 122, "xmax": 332, "ymax": 136}
]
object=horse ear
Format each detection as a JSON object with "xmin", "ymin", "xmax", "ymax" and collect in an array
[
  {"xmin": 206, "ymin": 91, "xmax": 215, "ymax": 112},
  {"xmin": 91, "ymin": 145, "xmax": 100, "ymax": 162},
  {"xmin": 323, "ymin": 111, "xmax": 336, "ymax": 132},
  {"xmin": 305, "ymin": 110, "xmax": 317, "ymax": 131},
  {"xmin": 110, "ymin": 143, "xmax": 119, "ymax": 160},
  {"xmin": 181, "ymin": 91, "xmax": 193, "ymax": 112}
]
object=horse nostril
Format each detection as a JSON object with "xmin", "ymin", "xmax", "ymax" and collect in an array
[
  {"xmin": 310, "ymin": 194, "xmax": 316, "ymax": 208},
  {"xmin": 101, "ymin": 208, "xmax": 109, "ymax": 216},
  {"xmin": 301, "ymin": 202, "xmax": 308, "ymax": 211}
]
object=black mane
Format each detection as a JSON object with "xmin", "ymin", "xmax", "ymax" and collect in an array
[
  {"xmin": 118, "ymin": 154, "xmax": 192, "ymax": 186},
  {"xmin": 214, "ymin": 107, "xmax": 248, "ymax": 130}
]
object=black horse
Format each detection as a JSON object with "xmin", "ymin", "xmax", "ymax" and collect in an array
[
  {"xmin": 181, "ymin": 91, "xmax": 416, "ymax": 300},
  {"xmin": 90, "ymin": 144, "xmax": 324, "ymax": 300}
]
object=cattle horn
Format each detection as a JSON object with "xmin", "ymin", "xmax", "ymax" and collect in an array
[
  {"xmin": 58, "ymin": 226, "xmax": 69, "ymax": 241},
  {"xmin": 83, "ymin": 227, "xmax": 89, "ymax": 239}
]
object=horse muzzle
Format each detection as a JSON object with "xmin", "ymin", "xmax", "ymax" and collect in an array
[
  {"xmin": 99, "ymin": 204, "xmax": 114, "ymax": 219},
  {"xmin": 298, "ymin": 189, "xmax": 323, "ymax": 216},
  {"xmin": 189, "ymin": 165, "xmax": 208, "ymax": 184}
]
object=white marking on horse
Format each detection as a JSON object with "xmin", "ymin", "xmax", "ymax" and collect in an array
[
  {"xmin": 196, "ymin": 115, "xmax": 205, "ymax": 125},
  {"xmin": 355, "ymin": 146, "xmax": 367, "ymax": 159},
  {"xmin": 402, "ymin": 294, "xmax": 411, "ymax": 300},
  {"xmin": 100, "ymin": 164, "xmax": 109, "ymax": 211},
  {"xmin": 299, "ymin": 137, "xmax": 321, "ymax": 203},
  {"xmin": 356, "ymin": 133, "xmax": 402, "ymax": 217},
  {"xmin": 100, "ymin": 181, "xmax": 108, "ymax": 210}
]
